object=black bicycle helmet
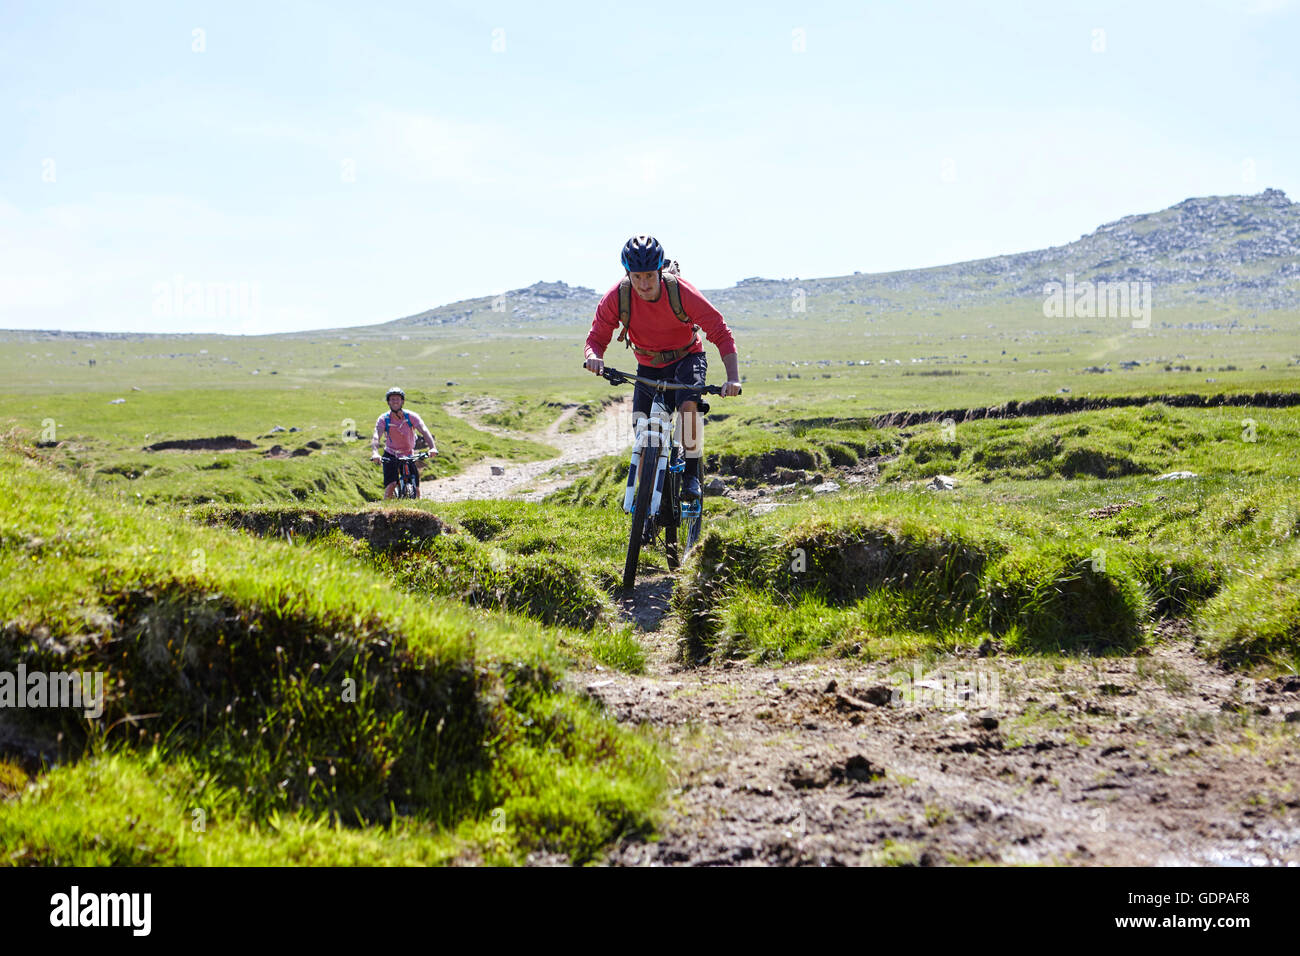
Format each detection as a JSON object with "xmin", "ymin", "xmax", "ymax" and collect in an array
[
  {"xmin": 385, "ymin": 387, "xmax": 405, "ymax": 400},
  {"xmin": 621, "ymin": 235, "xmax": 665, "ymax": 272}
]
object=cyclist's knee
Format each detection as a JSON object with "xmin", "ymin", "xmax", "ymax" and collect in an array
[{"xmin": 679, "ymin": 408, "xmax": 704, "ymax": 455}]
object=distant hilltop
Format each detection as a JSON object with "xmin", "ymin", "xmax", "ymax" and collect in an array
[
  {"xmin": 373, "ymin": 188, "xmax": 1297, "ymax": 331},
  {"xmin": 8, "ymin": 189, "xmax": 1292, "ymax": 341}
]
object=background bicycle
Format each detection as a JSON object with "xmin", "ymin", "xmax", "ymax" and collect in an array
[{"xmin": 379, "ymin": 451, "xmax": 430, "ymax": 499}]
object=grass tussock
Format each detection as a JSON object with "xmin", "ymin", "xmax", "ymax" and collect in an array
[
  {"xmin": 1196, "ymin": 543, "xmax": 1300, "ymax": 671},
  {"xmin": 675, "ymin": 496, "xmax": 1152, "ymax": 664}
]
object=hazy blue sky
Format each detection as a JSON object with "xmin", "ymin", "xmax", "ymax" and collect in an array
[{"xmin": 2, "ymin": 0, "xmax": 1296, "ymax": 333}]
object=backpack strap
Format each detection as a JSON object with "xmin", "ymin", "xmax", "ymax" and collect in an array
[
  {"xmin": 615, "ymin": 273, "xmax": 695, "ymax": 352},
  {"xmin": 383, "ymin": 411, "xmax": 413, "ymax": 436},
  {"xmin": 616, "ymin": 277, "xmax": 633, "ymax": 349},
  {"xmin": 661, "ymin": 273, "xmax": 692, "ymax": 326}
]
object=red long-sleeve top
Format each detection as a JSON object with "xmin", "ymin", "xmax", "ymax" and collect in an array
[{"xmin": 585, "ymin": 275, "xmax": 737, "ymax": 368}]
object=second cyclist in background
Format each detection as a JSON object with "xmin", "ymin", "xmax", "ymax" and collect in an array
[{"xmin": 370, "ymin": 386, "xmax": 438, "ymax": 499}]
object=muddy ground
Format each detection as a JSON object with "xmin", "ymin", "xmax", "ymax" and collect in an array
[{"xmin": 558, "ymin": 588, "xmax": 1300, "ymax": 867}]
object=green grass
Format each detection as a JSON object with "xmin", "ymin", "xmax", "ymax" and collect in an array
[
  {"xmin": 1197, "ymin": 543, "xmax": 1300, "ymax": 671},
  {"xmin": 0, "ymin": 386, "xmax": 556, "ymax": 507},
  {"xmin": 981, "ymin": 543, "xmax": 1147, "ymax": 654},
  {"xmin": 0, "ymin": 448, "xmax": 663, "ymax": 864},
  {"xmin": 190, "ymin": 499, "xmax": 651, "ymax": 670},
  {"xmin": 885, "ymin": 404, "xmax": 1300, "ymax": 484},
  {"xmin": 675, "ymin": 491, "xmax": 1162, "ymax": 664}
]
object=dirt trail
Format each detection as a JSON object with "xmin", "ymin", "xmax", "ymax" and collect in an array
[
  {"xmin": 421, "ymin": 398, "xmax": 633, "ymax": 502},
  {"xmin": 573, "ymin": 593, "xmax": 1300, "ymax": 867}
]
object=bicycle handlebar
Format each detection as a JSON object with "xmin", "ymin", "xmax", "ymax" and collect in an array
[
  {"xmin": 378, "ymin": 451, "xmax": 431, "ymax": 462},
  {"xmin": 591, "ymin": 365, "xmax": 741, "ymax": 396}
]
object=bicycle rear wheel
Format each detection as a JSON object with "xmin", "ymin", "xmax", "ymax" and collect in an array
[{"xmin": 622, "ymin": 443, "xmax": 659, "ymax": 591}]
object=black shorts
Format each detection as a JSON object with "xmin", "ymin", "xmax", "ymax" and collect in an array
[
  {"xmin": 632, "ymin": 352, "xmax": 707, "ymax": 418},
  {"xmin": 381, "ymin": 455, "xmax": 419, "ymax": 487}
]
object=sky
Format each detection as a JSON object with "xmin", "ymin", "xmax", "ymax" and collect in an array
[{"xmin": 1, "ymin": 0, "xmax": 1297, "ymax": 334}]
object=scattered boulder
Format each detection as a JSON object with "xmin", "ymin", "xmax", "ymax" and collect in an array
[
  {"xmin": 490, "ymin": 465, "xmax": 506, "ymax": 476},
  {"xmin": 812, "ymin": 480, "xmax": 840, "ymax": 494},
  {"xmin": 1153, "ymin": 471, "xmax": 1198, "ymax": 481},
  {"xmin": 927, "ymin": 474, "xmax": 957, "ymax": 490},
  {"xmin": 750, "ymin": 503, "xmax": 789, "ymax": 516},
  {"xmin": 704, "ymin": 476, "xmax": 729, "ymax": 496},
  {"xmin": 109, "ymin": 398, "xmax": 126, "ymax": 405},
  {"xmin": 269, "ymin": 425, "xmax": 286, "ymax": 433}
]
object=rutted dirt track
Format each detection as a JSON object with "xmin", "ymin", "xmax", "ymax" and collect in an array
[
  {"xmin": 444, "ymin": 401, "xmax": 1300, "ymax": 865},
  {"xmin": 577, "ymin": 596, "xmax": 1300, "ymax": 867}
]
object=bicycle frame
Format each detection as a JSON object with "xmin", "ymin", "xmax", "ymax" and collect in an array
[
  {"xmin": 595, "ymin": 366, "xmax": 736, "ymax": 590},
  {"xmin": 382, "ymin": 452, "xmax": 429, "ymax": 499}
]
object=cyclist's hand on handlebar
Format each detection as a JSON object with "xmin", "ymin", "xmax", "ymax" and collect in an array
[
  {"xmin": 585, "ymin": 357, "xmax": 604, "ymax": 375},
  {"xmin": 722, "ymin": 380, "xmax": 743, "ymax": 397}
]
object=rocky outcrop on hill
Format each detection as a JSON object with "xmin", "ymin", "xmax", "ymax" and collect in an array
[{"xmin": 378, "ymin": 189, "xmax": 1298, "ymax": 330}]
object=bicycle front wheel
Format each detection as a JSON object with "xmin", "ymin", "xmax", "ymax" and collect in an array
[
  {"xmin": 622, "ymin": 443, "xmax": 659, "ymax": 591},
  {"xmin": 664, "ymin": 471, "xmax": 680, "ymax": 571},
  {"xmin": 685, "ymin": 511, "xmax": 702, "ymax": 552}
]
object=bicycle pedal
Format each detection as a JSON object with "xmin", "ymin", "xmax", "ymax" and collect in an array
[{"xmin": 681, "ymin": 500, "xmax": 702, "ymax": 518}]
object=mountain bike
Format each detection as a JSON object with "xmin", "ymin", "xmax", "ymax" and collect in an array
[
  {"xmin": 595, "ymin": 366, "xmax": 739, "ymax": 591},
  {"xmin": 380, "ymin": 451, "xmax": 430, "ymax": 499}
]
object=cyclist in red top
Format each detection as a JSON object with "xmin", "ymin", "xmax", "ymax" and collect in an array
[
  {"xmin": 584, "ymin": 235, "xmax": 741, "ymax": 500},
  {"xmin": 370, "ymin": 387, "xmax": 438, "ymax": 499}
]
